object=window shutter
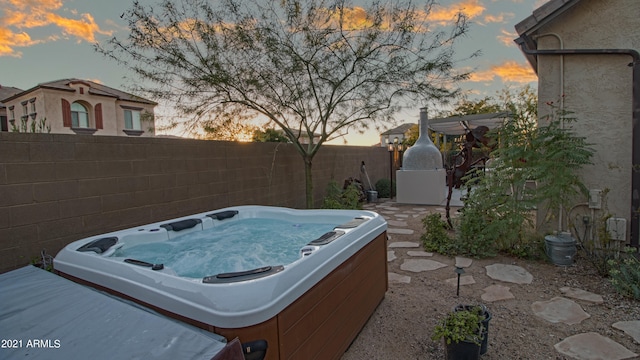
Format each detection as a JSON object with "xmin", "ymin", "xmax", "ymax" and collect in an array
[
  {"xmin": 95, "ymin": 103, "xmax": 103, "ymax": 129},
  {"xmin": 61, "ymin": 99, "xmax": 71, "ymax": 127}
]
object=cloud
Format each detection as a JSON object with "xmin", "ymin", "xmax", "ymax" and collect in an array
[
  {"xmin": 0, "ymin": 27, "xmax": 43, "ymax": 57},
  {"xmin": 497, "ymin": 29, "xmax": 518, "ymax": 46},
  {"xmin": 428, "ymin": 0, "xmax": 485, "ymax": 25},
  {"xmin": 0, "ymin": 0, "xmax": 112, "ymax": 57},
  {"xmin": 483, "ymin": 12, "xmax": 513, "ymax": 24},
  {"xmin": 468, "ymin": 61, "xmax": 537, "ymax": 83}
]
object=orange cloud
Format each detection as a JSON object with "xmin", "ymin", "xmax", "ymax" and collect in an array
[
  {"xmin": 497, "ymin": 29, "xmax": 518, "ymax": 46},
  {"xmin": 427, "ymin": 0, "xmax": 485, "ymax": 25},
  {"xmin": 0, "ymin": 27, "xmax": 42, "ymax": 57},
  {"xmin": 321, "ymin": 1, "xmax": 485, "ymax": 31},
  {"xmin": 469, "ymin": 61, "xmax": 537, "ymax": 83},
  {"xmin": 46, "ymin": 12, "xmax": 109, "ymax": 42},
  {"xmin": 484, "ymin": 12, "xmax": 513, "ymax": 24},
  {"xmin": 0, "ymin": 0, "xmax": 111, "ymax": 57}
]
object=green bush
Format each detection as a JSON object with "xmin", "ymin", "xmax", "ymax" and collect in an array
[
  {"xmin": 608, "ymin": 247, "xmax": 640, "ymax": 300},
  {"xmin": 455, "ymin": 99, "xmax": 591, "ymax": 259},
  {"xmin": 322, "ymin": 180, "xmax": 363, "ymax": 210},
  {"xmin": 420, "ymin": 213, "xmax": 456, "ymax": 255},
  {"xmin": 375, "ymin": 178, "xmax": 391, "ymax": 198},
  {"xmin": 432, "ymin": 307, "xmax": 485, "ymax": 345}
]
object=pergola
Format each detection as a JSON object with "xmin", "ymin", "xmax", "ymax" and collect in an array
[{"xmin": 428, "ymin": 112, "xmax": 511, "ymax": 136}]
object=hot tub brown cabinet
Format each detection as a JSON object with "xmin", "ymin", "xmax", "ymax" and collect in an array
[{"xmin": 214, "ymin": 231, "xmax": 388, "ymax": 360}]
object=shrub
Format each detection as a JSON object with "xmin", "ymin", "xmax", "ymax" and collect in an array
[
  {"xmin": 608, "ymin": 247, "xmax": 640, "ymax": 300},
  {"xmin": 455, "ymin": 99, "xmax": 591, "ymax": 259},
  {"xmin": 432, "ymin": 307, "xmax": 485, "ymax": 345},
  {"xmin": 421, "ymin": 213, "xmax": 456, "ymax": 255},
  {"xmin": 322, "ymin": 180, "xmax": 363, "ymax": 210},
  {"xmin": 375, "ymin": 178, "xmax": 391, "ymax": 198}
]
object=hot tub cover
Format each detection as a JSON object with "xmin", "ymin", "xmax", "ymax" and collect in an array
[{"xmin": 0, "ymin": 266, "xmax": 228, "ymax": 360}]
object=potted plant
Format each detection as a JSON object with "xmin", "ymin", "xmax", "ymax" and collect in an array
[
  {"xmin": 454, "ymin": 304, "xmax": 491, "ymax": 355},
  {"xmin": 432, "ymin": 306, "xmax": 485, "ymax": 360}
]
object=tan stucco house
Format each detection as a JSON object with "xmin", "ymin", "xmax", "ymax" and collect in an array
[
  {"xmin": 514, "ymin": 0, "xmax": 639, "ymax": 247},
  {"xmin": 1, "ymin": 79, "xmax": 157, "ymax": 136},
  {"xmin": 0, "ymin": 85, "xmax": 23, "ymax": 132}
]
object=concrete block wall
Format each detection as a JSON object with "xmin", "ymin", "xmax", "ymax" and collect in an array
[{"xmin": 0, "ymin": 132, "xmax": 389, "ymax": 273}]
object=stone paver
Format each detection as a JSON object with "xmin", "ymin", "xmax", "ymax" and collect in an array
[
  {"xmin": 387, "ymin": 251, "xmax": 397, "ymax": 262},
  {"xmin": 388, "ymin": 241, "xmax": 419, "ymax": 248},
  {"xmin": 531, "ymin": 297, "xmax": 590, "ymax": 325},
  {"xmin": 387, "ymin": 220, "xmax": 408, "ymax": 227},
  {"xmin": 387, "ymin": 228, "xmax": 414, "ymax": 235},
  {"xmin": 481, "ymin": 284, "xmax": 515, "ymax": 302},
  {"xmin": 394, "ymin": 214, "xmax": 410, "ymax": 218},
  {"xmin": 388, "ymin": 272, "xmax": 411, "ymax": 284},
  {"xmin": 554, "ymin": 332, "xmax": 638, "ymax": 360},
  {"xmin": 612, "ymin": 321, "xmax": 640, "ymax": 344},
  {"xmin": 455, "ymin": 256, "xmax": 473, "ymax": 268},
  {"xmin": 382, "ymin": 207, "xmax": 400, "ymax": 211},
  {"xmin": 445, "ymin": 275, "xmax": 475, "ymax": 286},
  {"xmin": 407, "ymin": 250, "xmax": 433, "ymax": 257},
  {"xmin": 485, "ymin": 263, "xmax": 533, "ymax": 284},
  {"xmin": 400, "ymin": 259, "xmax": 447, "ymax": 272},
  {"xmin": 559, "ymin": 287, "xmax": 604, "ymax": 304}
]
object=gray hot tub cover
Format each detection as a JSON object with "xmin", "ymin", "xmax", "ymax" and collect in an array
[{"xmin": 0, "ymin": 266, "xmax": 228, "ymax": 360}]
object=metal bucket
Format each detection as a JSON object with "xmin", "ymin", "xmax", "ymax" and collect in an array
[
  {"xmin": 545, "ymin": 234, "xmax": 577, "ymax": 266},
  {"xmin": 366, "ymin": 190, "xmax": 378, "ymax": 203}
]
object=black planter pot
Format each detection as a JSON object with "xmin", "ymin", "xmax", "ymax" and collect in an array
[
  {"xmin": 454, "ymin": 304, "xmax": 491, "ymax": 355},
  {"xmin": 444, "ymin": 339, "xmax": 481, "ymax": 360}
]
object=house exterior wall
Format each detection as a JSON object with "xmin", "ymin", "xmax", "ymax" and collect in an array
[
  {"xmin": 534, "ymin": 0, "xmax": 638, "ymax": 241},
  {"xmin": 0, "ymin": 132, "xmax": 389, "ymax": 273},
  {"xmin": 3, "ymin": 84, "xmax": 155, "ymax": 137}
]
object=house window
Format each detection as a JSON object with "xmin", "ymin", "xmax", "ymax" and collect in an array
[
  {"xmin": 71, "ymin": 102, "xmax": 90, "ymax": 128},
  {"xmin": 22, "ymin": 102, "xmax": 28, "ymax": 115},
  {"xmin": 9, "ymin": 106, "xmax": 15, "ymax": 121},
  {"xmin": 124, "ymin": 109, "xmax": 142, "ymax": 130},
  {"xmin": 30, "ymin": 98, "xmax": 36, "ymax": 113}
]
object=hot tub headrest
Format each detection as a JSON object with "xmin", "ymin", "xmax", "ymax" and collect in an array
[
  {"xmin": 308, "ymin": 230, "xmax": 346, "ymax": 246},
  {"xmin": 335, "ymin": 217, "xmax": 368, "ymax": 229},
  {"xmin": 160, "ymin": 219, "xmax": 202, "ymax": 232},
  {"xmin": 77, "ymin": 237, "xmax": 118, "ymax": 254},
  {"xmin": 202, "ymin": 265, "xmax": 284, "ymax": 284},
  {"xmin": 206, "ymin": 210, "xmax": 239, "ymax": 221}
]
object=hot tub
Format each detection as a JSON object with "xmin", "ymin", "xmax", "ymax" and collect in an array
[{"xmin": 54, "ymin": 205, "xmax": 388, "ymax": 360}]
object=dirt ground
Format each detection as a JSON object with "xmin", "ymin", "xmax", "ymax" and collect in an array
[{"xmin": 341, "ymin": 203, "xmax": 640, "ymax": 360}]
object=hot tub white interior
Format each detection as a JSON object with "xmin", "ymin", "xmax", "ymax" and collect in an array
[{"xmin": 54, "ymin": 205, "xmax": 387, "ymax": 328}]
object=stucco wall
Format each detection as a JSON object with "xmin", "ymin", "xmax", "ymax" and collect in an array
[
  {"xmin": 0, "ymin": 132, "xmax": 389, "ymax": 273},
  {"xmin": 3, "ymin": 87, "xmax": 156, "ymax": 137},
  {"xmin": 534, "ymin": 0, "xmax": 638, "ymax": 241}
]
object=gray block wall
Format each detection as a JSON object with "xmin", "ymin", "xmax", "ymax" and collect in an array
[{"xmin": 0, "ymin": 132, "xmax": 389, "ymax": 273}]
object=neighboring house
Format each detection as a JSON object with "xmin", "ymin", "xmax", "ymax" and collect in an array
[
  {"xmin": 379, "ymin": 123, "xmax": 414, "ymax": 147},
  {"xmin": 514, "ymin": 0, "xmax": 638, "ymax": 246},
  {"xmin": 0, "ymin": 85, "xmax": 23, "ymax": 132},
  {"xmin": 1, "ymin": 79, "xmax": 157, "ymax": 136}
]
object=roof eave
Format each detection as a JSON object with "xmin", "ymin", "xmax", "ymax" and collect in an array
[{"xmin": 513, "ymin": 0, "xmax": 584, "ymax": 73}]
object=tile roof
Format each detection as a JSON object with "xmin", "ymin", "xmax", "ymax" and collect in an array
[
  {"xmin": 1, "ymin": 78, "xmax": 157, "ymax": 105},
  {"xmin": 0, "ymin": 85, "xmax": 24, "ymax": 107}
]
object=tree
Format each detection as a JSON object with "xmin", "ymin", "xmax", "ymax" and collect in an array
[
  {"xmin": 449, "ymin": 96, "xmax": 502, "ymax": 116},
  {"xmin": 252, "ymin": 128, "xmax": 290, "ymax": 143},
  {"xmin": 200, "ymin": 118, "xmax": 258, "ymax": 141},
  {"xmin": 98, "ymin": 0, "xmax": 474, "ymax": 207}
]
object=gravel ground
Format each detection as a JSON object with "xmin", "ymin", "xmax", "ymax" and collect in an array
[{"xmin": 341, "ymin": 202, "xmax": 640, "ymax": 360}]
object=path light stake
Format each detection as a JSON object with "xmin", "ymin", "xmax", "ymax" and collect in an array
[{"xmin": 455, "ymin": 267, "xmax": 465, "ymax": 296}]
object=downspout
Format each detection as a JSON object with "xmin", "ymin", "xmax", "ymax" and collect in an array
[{"xmin": 515, "ymin": 37, "xmax": 640, "ymax": 248}]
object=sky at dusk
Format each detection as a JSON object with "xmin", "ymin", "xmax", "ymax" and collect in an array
[{"xmin": 0, "ymin": 0, "xmax": 548, "ymax": 145}]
